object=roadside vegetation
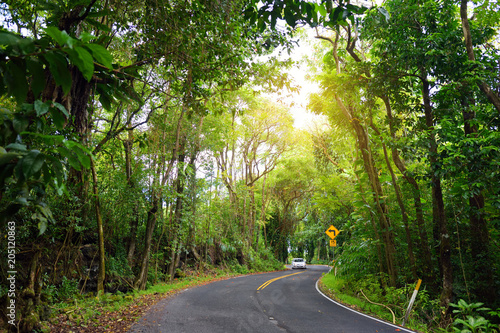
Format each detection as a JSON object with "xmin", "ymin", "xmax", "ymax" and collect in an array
[
  {"xmin": 320, "ymin": 271, "xmax": 435, "ymax": 332},
  {"xmin": 45, "ymin": 263, "xmax": 286, "ymax": 332},
  {"xmin": 1, "ymin": 0, "xmax": 499, "ymax": 332},
  {"xmin": 320, "ymin": 270, "xmax": 500, "ymax": 333}
]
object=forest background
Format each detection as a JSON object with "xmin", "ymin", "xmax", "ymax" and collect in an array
[{"xmin": 0, "ymin": 0, "xmax": 499, "ymax": 332}]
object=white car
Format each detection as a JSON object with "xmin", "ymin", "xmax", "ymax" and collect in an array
[{"xmin": 291, "ymin": 258, "xmax": 307, "ymax": 269}]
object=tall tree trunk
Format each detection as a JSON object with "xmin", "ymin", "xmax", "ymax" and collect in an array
[
  {"xmin": 169, "ymin": 147, "xmax": 187, "ymax": 283},
  {"xmin": 460, "ymin": 0, "xmax": 500, "ymax": 114},
  {"xmin": 91, "ymin": 159, "xmax": 105, "ymax": 294},
  {"xmin": 134, "ymin": 108, "xmax": 185, "ymax": 287},
  {"xmin": 372, "ymin": 124, "xmax": 418, "ymax": 280},
  {"xmin": 260, "ymin": 175, "xmax": 270, "ymax": 248},
  {"xmin": 134, "ymin": 195, "xmax": 158, "ymax": 290},
  {"xmin": 337, "ymin": 99, "xmax": 397, "ymax": 287},
  {"xmin": 123, "ymin": 130, "xmax": 140, "ymax": 266},
  {"xmin": 185, "ymin": 116, "xmax": 204, "ymax": 261},
  {"xmin": 133, "ymin": 141, "xmax": 164, "ymax": 290},
  {"xmin": 249, "ymin": 189, "xmax": 257, "ymax": 249},
  {"xmin": 421, "ymin": 72, "xmax": 452, "ymax": 323},
  {"xmin": 355, "ymin": 172, "xmax": 386, "ymax": 288},
  {"xmin": 323, "ymin": 28, "xmax": 397, "ymax": 286},
  {"xmin": 382, "ymin": 97, "xmax": 434, "ymax": 281},
  {"xmin": 461, "ymin": 95, "xmax": 496, "ymax": 305}
]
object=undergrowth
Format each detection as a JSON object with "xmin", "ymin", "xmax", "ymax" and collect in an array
[
  {"xmin": 319, "ymin": 271, "xmax": 432, "ymax": 333},
  {"xmin": 319, "ymin": 271, "xmax": 500, "ymax": 333},
  {"xmin": 39, "ymin": 262, "xmax": 285, "ymax": 331}
]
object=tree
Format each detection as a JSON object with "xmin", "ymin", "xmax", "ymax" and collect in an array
[
  {"xmin": 0, "ymin": 0, "xmax": 299, "ymax": 329},
  {"xmin": 214, "ymin": 93, "xmax": 295, "ymax": 253}
]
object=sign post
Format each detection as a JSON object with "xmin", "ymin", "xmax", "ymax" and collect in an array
[
  {"xmin": 402, "ymin": 279, "xmax": 422, "ymax": 326},
  {"xmin": 325, "ymin": 225, "xmax": 339, "ymax": 269}
]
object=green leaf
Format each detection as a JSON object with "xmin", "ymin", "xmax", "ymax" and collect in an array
[
  {"xmin": 36, "ymin": 203, "xmax": 55, "ymax": 223},
  {"xmin": 17, "ymin": 37, "xmax": 36, "ymax": 54},
  {"xmin": 15, "ymin": 196, "xmax": 29, "ymax": 205},
  {"xmin": 97, "ymin": 84, "xmax": 113, "ymax": 109},
  {"xmin": 341, "ymin": 9, "xmax": 350, "ymax": 21},
  {"xmin": 35, "ymin": 100, "xmax": 50, "ymax": 116},
  {"xmin": 38, "ymin": 217, "xmax": 48, "ymax": 235},
  {"xmin": 75, "ymin": 146, "xmax": 91, "ymax": 169},
  {"xmin": 0, "ymin": 31, "xmax": 22, "ymax": 46},
  {"xmin": 26, "ymin": 59, "xmax": 46, "ymax": 98},
  {"xmin": 85, "ymin": 44, "xmax": 113, "ymax": 69},
  {"xmin": 377, "ymin": 7, "xmax": 390, "ymax": 22},
  {"xmin": 57, "ymin": 146, "xmax": 81, "ymax": 171},
  {"xmin": 257, "ymin": 17, "xmax": 266, "ymax": 33},
  {"xmin": 75, "ymin": 46, "xmax": 94, "ymax": 81},
  {"xmin": 284, "ymin": 9, "xmax": 297, "ymax": 28},
  {"xmin": 317, "ymin": 4, "xmax": 327, "ymax": 16},
  {"xmin": 21, "ymin": 132, "xmax": 65, "ymax": 145},
  {"xmin": 45, "ymin": 154, "xmax": 65, "ymax": 185},
  {"xmin": 43, "ymin": 51, "xmax": 72, "ymax": 94},
  {"xmin": 66, "ymin": 46, "xmax": 94, "ymax": 81},
  {"xmin": 12, "ymin": 114, "xmax": 29, "ymax": 133},
  {"xmin": 86, "ymin": 18, "xmax": 112, "ymax": 32},
  {"xmin": 50, "ymin": 106, "xmax": 67, "ymax": 130},
  {"xmin": 64, "ymin": 140, "xmax": 90, "ymax": 169},
  {"xmin": 271, "ymin": 11, "xmax": 278, "ymax": 29},
  {"xmin": 87, "ymin": 8, "xmax": 113, "ymax": 18},
  {"xmin": 346, "ymin": 4, "xmax": 367, "ymax": 15},
  {"xmin": 4, "ymin": 60, "xmax": 28, "ymax": 104},
  {"xmin": 79, "ymin": 32, "xmax": 95, "ymax": 43},
  {"xmin": 22, "ymin": 150, "xmax": 44, "ymax": 178},
  {"xmin": 0, "ymin": 152, "xmax": 19, "ymax": 166},
  {"xmin": 42, "ymin": 162, "xmax": 51, "ymax": 184},
  {"xmin": 44, "ymin": 27, "xmax": 73, "ymax": 47},
  {"xmin": 0, "ymin": 163, "xmax": 15, "ymax": 188},
  {"xmin": 63, "ymin": 140, "xmax": 92, "ymax": 168},
  {"xmin": 329, "ymin": 6, "xmax": 343, "ymax": 25},
  {"xmin": 0, "ymin": 72, "xmax": 6, "ymax": 97},
  {"xmin": 6, "ymin": 143, "xmax": 27, "ymax": 151},
  {"xmin": 53, "ymin": 102, "xmax": 70, "ymax": 117}
]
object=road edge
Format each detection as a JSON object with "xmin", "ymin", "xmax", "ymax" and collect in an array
[{"xmin": 315, "ymin": 274, "xmax": 418, "ymax": 333}]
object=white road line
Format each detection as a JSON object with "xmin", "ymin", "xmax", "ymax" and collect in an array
[{"xmin": 315, "ymin": 278, "xmax": 417, "ymax": 333}]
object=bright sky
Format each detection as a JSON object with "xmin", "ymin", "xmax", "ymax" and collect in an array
[
  {"xmin": 274, "ymin": 0, "xmax": 378, "ymax": 129},
  {"xmin": 277, "ymin": 29, "xmax": 325, "ymax": 130}
]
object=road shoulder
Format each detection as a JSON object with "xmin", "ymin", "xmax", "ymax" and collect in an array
[{"xmin": 316, "ymin": 272, "xmax": 419, "ymax": 333}]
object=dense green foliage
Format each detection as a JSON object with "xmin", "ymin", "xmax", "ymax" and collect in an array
[{"xmin": 0, "ymin": 0, "xmax": 499, "ymax": 332}]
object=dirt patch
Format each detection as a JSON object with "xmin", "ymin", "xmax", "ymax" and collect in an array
[{"xmin": 46, "ymin": 291, "xmax": 175, "ymax": 333}]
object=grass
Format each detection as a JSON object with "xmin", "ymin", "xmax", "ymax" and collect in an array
[
  {"xmin": 320, "ymin": 274, "xmax": 390, "ymax": 319},
  {"xmin": 319, "ymin": 271, "xmax": 428, "ymax": 333}
]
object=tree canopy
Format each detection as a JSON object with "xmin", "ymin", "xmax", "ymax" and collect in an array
[{"xmin": 0, "ymin": 0, "xmax": 499, "ymax": 331}]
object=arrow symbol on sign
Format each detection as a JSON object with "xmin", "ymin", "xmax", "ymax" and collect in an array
[{"xmin": 325, "ymin": 225, "xmax": 339, "ymax": 239}]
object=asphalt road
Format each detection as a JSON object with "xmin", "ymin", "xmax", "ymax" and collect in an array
[{"xmin": 128, "ymin": 265, "xmax": 416, "ymax": 333}]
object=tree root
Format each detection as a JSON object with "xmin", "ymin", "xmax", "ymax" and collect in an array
[{"xmin": 359, "ymin": 289, "xmax": 395, "ymax": 324}]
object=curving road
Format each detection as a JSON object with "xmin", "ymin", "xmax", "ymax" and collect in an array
[{"xmin": 128, "ymin": 265, "xmax": 416, "ymax": 333}]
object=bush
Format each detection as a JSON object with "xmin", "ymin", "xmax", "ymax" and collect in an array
[
  {"xmin": 450, "ymin": 299, "xmax": 500, "ymax": 333},
  {"xmin": 40, "ymin": 274, "xmax": 79, "ymax": 304},
  {"xmin": 106, "ymin": 255, "xmax": 133, "ymax": 279},
  {"xmin": 247, "ymin": 247, "xmax": 284, "ymax": 272},
  {"xmin": 321, "ymin": 271, "xmax": 437, "ymax": 332},
  {"xmin": 226, "ymin": 259, "xmax": 249, "ymax": 275},
  {"xmin": 57, "ymin": 276, "xmax": 79, "ymax": 302}
]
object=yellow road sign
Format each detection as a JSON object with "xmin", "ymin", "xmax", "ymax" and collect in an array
[
  {"xmin": 330, "ymin": 239, "xmax": 337, "ymax": 247},
  {"xmin": 325, "ymin": 225, "xmax": 339, "ymax": 239}
]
